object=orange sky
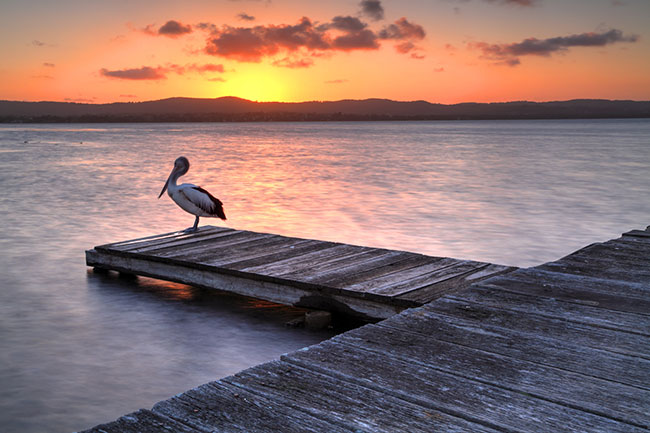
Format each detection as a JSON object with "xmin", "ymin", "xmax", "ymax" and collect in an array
[{"xmin": 1, "ymin": 0, "xmax": 649, "ymax": 104}]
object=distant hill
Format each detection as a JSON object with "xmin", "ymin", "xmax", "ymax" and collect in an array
[{"xmin": 1, "ymin": 97, "xmax": 649, "ymax": 122}]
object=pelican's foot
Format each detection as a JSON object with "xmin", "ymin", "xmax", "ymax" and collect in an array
[{"xmin": 183, "ymin": 227, "xmax": 198, "ymax": 233}]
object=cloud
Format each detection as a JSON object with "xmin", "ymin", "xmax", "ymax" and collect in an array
[
  {"xmin": 120, "ymin": 94, "xmax": 138, "ymax": 98},
  {"xmin": 238, "ymin": 13, "xmax": 255, "ymax": 21},
  {"xmin": 188, "ymin": 63, "xmax": 225, "ymax": 73},
  {"xmin": 100, "ymin": 66, "xmax": 167, "ymax": 80},
  {"xmin": 359, "ymin": 0, "xmax": 384, "ymax": 21},
  {"xmin": 43, "ymin": 62, "xmax": 55, "ymax": 67},
  {"xmin": 452, "ymin": 0, "xmax": 537, "ymax": 5},
  {"xmin": 200, "ymin": 13, "xmax": 425, "ymax": 63},
  {"xmin": 484, "ymin": 0, "xmax": 536, "ymax": 5},
  {"xmin": 158, "ymin": 20, "xmax": 192, "ymax": 37},
  {"xmin": 31, "ymin": 40, "xmax": 53, "ymax": 47},
  {"xmin": 378, "ymin": 18, "xmax": 425, "ymax": 40},
  {"xmin": 328, "ymin": 15, "xmax": 368, "ymax": 32},
  {"xmin": 204, "ymin": 17, "xmax": 332, "ymax": 62},
  {"xmin": 472, "ymin": 28, "xmax": 638, "ymax": 65},
  {"xmin": 272, "ymin": 57, "xmax": 314, "ymax": 68},
  {"xmin": 100, "ymin": 63, "xmax": 225, "ymax": 80}
]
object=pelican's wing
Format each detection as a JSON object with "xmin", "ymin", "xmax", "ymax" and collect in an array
[{"xmin": 181, "ymin": 185, "xmax": 226, "ymax": 220}]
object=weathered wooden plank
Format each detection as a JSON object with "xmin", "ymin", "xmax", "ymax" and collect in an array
[
  {"xmin": 152, "ymin": 380, "xmax": 345, "ymax": 433},
  {"xmin": 86, "ymin": 248, "xmax": 404, "ymax": 319},
  {"xmin": 186, "ymin": 238, "xmax": 315, "ymax": 267},
  {"xmin": 130, "ymin": 229, "xmax": 251, "ymax": 256},
  {"xmin": 394, "ymin": 264, "xmax": 515, "ymax": 304},
  {"xmin": 300, "ymin": 250, "xmax": 415, "ymax": 286},
  {"xmin": 451, "ymin": 284, "xmax": 650, "ymax": 336},
  {"xmin": 224, "ymin": 360, "xmax": 501, "ymax": 433},
  {"xmin": 320, "ymin": 253, "xmax": 439, "ymax": 290},
  {"xmin": 539, "ymin": 256, "xmax": 650, "ymax": 283},
  {"xmin": 238, "ymin": 243, "xmax": 367, "ymax": 275},
  {"xmin": 253, "ymin": 244, "xmax": 375, "ymax": 276},
  {"xmin": 367, "ymin": 260, "xmax": 486, "ymax": 297},
  {"xmin": 601, "ymin": 238, "xmax": 650, "ymax": 254},
  {"xmin": 567, "ymin": 245, "xmax": 650, "ymax": 268},
  {"xmin": 148, "ymin": 231, "xmax": 275, "ymax": 257},
  {"xmin": 425, "ymin": 297, "xmax": 650, "ymax": 359},
  {"xmin": 331, "ymin": 324, "xmax": 650, "ymax": 429},
  {"xmin": 163, "ymin": 234, "xmax": 296, "ymax": 261},
  {"xmin": 377, "ymin": 307, "xmax": 650, "ymax": 389},
  {"xmin": 489, "ymin": 268, "xmax": 650, "ymax": 308},
  {"xmin": 77, "ymin": 409, "xmax": 200, "ymax": 433},
  {"xmin": 623, "ymin": 229, "xmax": 650, "ymax": 239},
  {"xmin": 100, "ymin": 226, "xmax": 231, "ymax": 252},
  {"xmin": 285, "ymin": 338, "xmax": 648, "ymax": 432},
  {"xmin": 277, "ymin": 248, "xmax": 393, "ymax": 280},
  {"xmin": 222, "ymin": 240, "xmax": 342, "ymax": 271},
  {"xmin": 340, "ymin": 257, "xmax": 456, "ymax": 294}
]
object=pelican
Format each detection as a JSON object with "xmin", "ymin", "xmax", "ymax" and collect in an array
[{"xmin": 158, "ymin": 156, "xmax": 226, "ymax": 232}]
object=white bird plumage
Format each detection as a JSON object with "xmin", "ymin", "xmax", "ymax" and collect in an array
[{"xmin": 158, "ymin": 156, "xmax": 226, "ymax": 232}]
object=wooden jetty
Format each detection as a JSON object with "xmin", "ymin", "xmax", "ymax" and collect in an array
[
  {"xmin": 86, "ymin": 226, "xmax": 513, "ymax": 320},
  {"xmin": 80, "ymin": 227, "xmax": 650, "ymax": 433}
]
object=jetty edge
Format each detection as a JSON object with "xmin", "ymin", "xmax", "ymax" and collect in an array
[
  {"xmin": 80, "ymin": 226, "xmax": 650, "ymax": 432},
  {"xmin": 85, "ymin": 226, "xmax": 514, "ymax": 320}
]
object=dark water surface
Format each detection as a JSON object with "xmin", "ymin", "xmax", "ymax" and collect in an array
[{"xmin": 1, "ymin": 119, "xmax": 649, "ymax": 432}]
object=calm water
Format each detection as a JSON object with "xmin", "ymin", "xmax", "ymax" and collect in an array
[{"xmin": 1, "ymin": 119, "xmax": 649, "ymax": 432}]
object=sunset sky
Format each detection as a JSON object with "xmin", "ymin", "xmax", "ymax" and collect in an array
[{"xmin": 1, "ymin": 0, "xmax": 649, "ymax": 104}]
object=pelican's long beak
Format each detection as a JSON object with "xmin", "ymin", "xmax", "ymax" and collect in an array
[{"xmin": 158, "ymin": 173, "xmax": 171, "ymax": 198}]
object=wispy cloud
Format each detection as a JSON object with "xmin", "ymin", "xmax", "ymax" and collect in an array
[
  {"xmin": 272, "ymin": 57, "xmax": 314, "ymax": 68},
  {"xmin": 43, "ymin": 62, "xmax": 55, "ymax": 67},
  {"xmin": 471, "ymin": 28, "xmax": 638, "ymax": 66},
  {"xmin": 237, "ymin": 13, "xmax": 255, "ymax": 21},
  {"xmin": 100, "ymin": 66, "xmax": 167, "ymax": 80},
  {"xmin": 359, "ymin": 0, "xmax": 384, "ymax": 21},
  {"xmin": 100, "ymin": 63, "xmax": 225, "ymax": 80}
]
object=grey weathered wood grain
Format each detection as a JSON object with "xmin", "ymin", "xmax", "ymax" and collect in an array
[
  {"xmin": 151, "ymin": 231, "xmax": 276, "ymax": 257},
  {"xmin": 317, "ymin": 252, "xmax": 438, "ymax": 289},
  {"xmin": 623, "ymin": 229, "xmax": 650, "ymax": 239},
  {"xmin": 77, "ymin": 409, "xmax": 200, "ymax": 433},
  {"xmin": 238, "ymin": 243, "xmax": 361, "ymax": 274},
  {"xmin": 425, "ymin": 296, "xmax": 650, "ymax": 358},
  {"xmin": 330, "ymin": 324, "xmax": 650, "ymax": 428},
  {"xmin": 450, "ymin": 284, "xmax": 650, "ymax": 335},
  {"xmin": 539, "ymin": 256, "xmax": 650, "ymax": 283},
  {"xmin": 284, "ymin": 338, "xmax": 648, "ymax": 431},
  {"xmin": 377, "ymin": 308, "xmax": 650, "ymax": 389},
  {"xmin": 167, "ymin": 235, "xmax": 303, "ymax": 262},
  {"xmin": 152, "ymin": 380, "xmax": 345, "ymax": 433},
  {"xmin": 485, "ymin": 268, "xmax": 650, "ymax": 314},
  {"xmin": 102, "ymin": 226, "xmax": 232, "ymax": 252},
  {"xmin": 224, "ymin": 360, "xmax": 501, "ymax": 433},
  {"xmin": 276, "ymin": 248, "xmax": 394, "ymax": 280},
  {"xmin": 222, "ymin": 240, "xmax": 341, "ymax": 271},
  {"xmin": 368, "ymin": 260, "xmax": 486, "ymax": 296}
]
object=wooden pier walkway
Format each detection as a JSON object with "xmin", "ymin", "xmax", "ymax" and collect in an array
[
  {"xmin": 81, "ymin": 227, "xmax": 650, "ymax": 433},
  {"xmin": 86, "ymin": 226, "xmax": 513, "ymax": 319}
]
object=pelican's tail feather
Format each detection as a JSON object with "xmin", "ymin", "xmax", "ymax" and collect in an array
[{"xmin": 192, "ymin": 186, "xmax": 227, "ymax": 220}]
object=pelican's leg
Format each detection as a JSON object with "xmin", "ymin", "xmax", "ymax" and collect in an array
[{"xmin": 185, "ymin": 216, "xmax": 200, "ymax": 233}]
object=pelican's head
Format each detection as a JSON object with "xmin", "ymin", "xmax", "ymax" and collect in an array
[{"xmin": 158, "ymin": 156, "xmax": 190, "ymax": 198}]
